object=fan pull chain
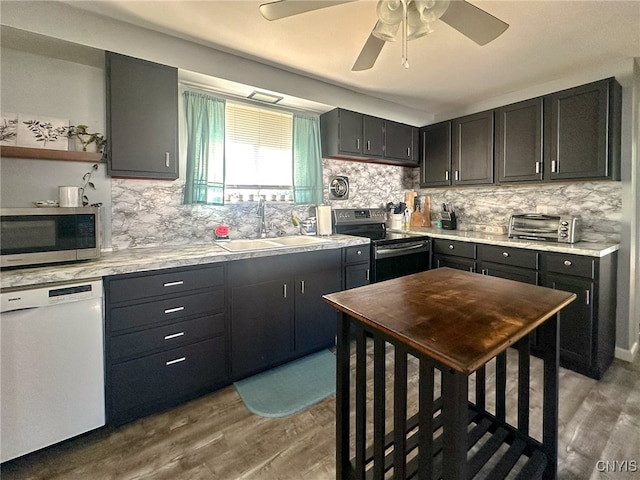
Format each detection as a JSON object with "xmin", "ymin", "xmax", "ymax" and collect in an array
[{"xmin": 401, "ymin": 0, "xmax": 409, "ymax": 68}]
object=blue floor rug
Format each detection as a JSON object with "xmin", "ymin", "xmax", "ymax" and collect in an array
[{"xmin": 234, "ymin": 349, "xmax": 336, "ymax": 418}]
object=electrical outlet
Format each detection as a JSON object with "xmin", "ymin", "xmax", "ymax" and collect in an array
[{"xmin": 536, "ymin": 205, "xmax": 548, "ymax": 214}]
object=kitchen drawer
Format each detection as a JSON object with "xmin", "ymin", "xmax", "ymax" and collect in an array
[
  {"xmin": 344, "ymin": 245, "xmax": 370, "ymax": 264},
  {"xmin": 542, "ymin": 253, "xmax": 595, "ymax": 278},
  {"xmin": 110, "ymin": 289, "xmax": 225, "ymax": 332},
  {"xmin": 477, "ymin": 244, "xmax": 538, "ymax": 269},
  {"xmin": 107, "ymin": 265, "xmax": 224, "ymax": 303},
  {"xmin": 109, "ymin": 337, "xmax": 226, "ymax": 420},
  {"xmin": 433, "ymin": 255, "xmax": 475, "ymax": 272},
  {"xmin": 110, "ymin": 312, "xmax": 225, "ymax": 361},
  {"xmin": 432, "ymin": 239, "xmax": 476, "ymax": 259}
]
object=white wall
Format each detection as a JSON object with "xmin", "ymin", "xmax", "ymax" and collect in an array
[{"xmin": 0, "ymin": 47, "xmax": 113, "ymax": 247}]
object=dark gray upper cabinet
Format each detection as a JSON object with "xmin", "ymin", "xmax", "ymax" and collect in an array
[
  {"xmin": 419, "ymin": 121, "xmax": 452, "ymax": 187},
  {"xmin": 544, "ymin": 77, "xmax": 621, "ymax": 181},
  {"xmin": 385, "ymin": 120, "xmax": 419, "ymax": 165},
  {"xmin": 320, "ymin": 108, "xmax": 419, "ymax": 167},
  {"xmin": 106, "ymin": 52, "xmax": 178, "ymax": 180},
  {"xmin": 452, "ymin": 110, "xmax": 494, "ymax": 185},
  {"xmin": 496, "ymin": 97, "xmax": 544, "ymax": 183},
  {"xmin": 363, "ymin": 115, "xmax": 384, "ymax": 157}
]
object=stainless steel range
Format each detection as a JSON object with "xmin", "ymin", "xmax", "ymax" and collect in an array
[{"xmin": 333, "ymin": 208, "xmax": 431, "ymax": 283}]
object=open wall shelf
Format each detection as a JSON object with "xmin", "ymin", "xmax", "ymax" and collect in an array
[{"xmin": 0, "ymin": 146, "xmax": 104, "ymax": 163}]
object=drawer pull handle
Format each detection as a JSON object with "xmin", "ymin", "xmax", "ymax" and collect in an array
[
  {"xmin": 301, "ymin": 280, "xmax": 305, "ymax": 294},
  {"xmin": 163, "ymin": 280, "xmax": 184, "ymax": 287},
  {"xmin": 502, "ymin": 252, "xmax": 510, "ymax": 257},
  {"xmin": 564, "ymin": 260, "xmax": 572, "ymax": 266},
  {"xmin": 448, "ymin": 244, "xmax": 455, "ymax": 250},
  {"xmin": 357, "ymin": 250, "xmax": 362, "ymax": 255},
  {"xmin": 166, "ymin": 357, "xmax": 186, "ymax": 366},
  {"xmin": 164, "ymin": 306, "xmax": 185, "ymax": 314},
  {"xmin": 164, "ymin": 332, "xmax": 185, "ymax": 340}
]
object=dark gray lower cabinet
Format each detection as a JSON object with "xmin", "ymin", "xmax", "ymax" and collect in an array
[
  {"xmin": 541, "ymin": 252, "xmax": 617, "ymax": 379},
  {"xmin": 343, "ymin": 245, "xmax": 370, "ymax": 289},
  {"xmin": 104, "ymin": 264, "xmax": 227, "ymax": 425},
  {"xmin": 432, "ymin": 239, "xmax": 476, "ymax": 272},
  {"xmin": 228, "ymin": 249, "xmax": 342, "ymax": 380},
  {"xmin": 433, "ymin": 240, "xmax": 617, "ymax": 379}
]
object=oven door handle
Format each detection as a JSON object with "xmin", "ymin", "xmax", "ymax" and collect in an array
[{"xmin": 375, "ymin": 242, "xmax": 429, "ymax": 259}]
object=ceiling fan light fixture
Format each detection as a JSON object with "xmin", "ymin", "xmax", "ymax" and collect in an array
[
  {"xmin": 407, "ymin": 1, "xmax": 434, "ymax": 40},
  {"xmin": 376, "ymin": 0, "xmax": 404, "ymax": 25},
  {"xmin": 372, "ymin": 21, "xmax": 400, "ymax": 41},
  {"xmin": 415, "ymin": 0, "xmax": 450, "ymax": 23}
]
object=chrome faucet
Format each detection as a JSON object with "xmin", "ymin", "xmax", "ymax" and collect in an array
[{"xmin": 256, "ymin": 197, "xmax": 267, "ymax": 238}]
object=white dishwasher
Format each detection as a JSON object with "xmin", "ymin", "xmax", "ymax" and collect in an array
[{"xmin": 1, "ymin": 279, "xmax": 105, "ymax": 462}]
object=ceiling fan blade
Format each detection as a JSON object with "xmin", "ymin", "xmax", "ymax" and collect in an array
[
  {"xmin": 352, "ymin": 25, "xmax": 386, "ymax": 71},
  {"xmin": 259, "ymin": 0, "xmax": 355, "ymax": 21},
  {"xmin": 440, "ymin": 0, "xmax": 509, "ymax": 46}
]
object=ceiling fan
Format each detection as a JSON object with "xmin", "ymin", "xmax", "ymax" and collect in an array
[{"xmin": 259, "ymin": 0, "xmax": 509, "ymax": 71}]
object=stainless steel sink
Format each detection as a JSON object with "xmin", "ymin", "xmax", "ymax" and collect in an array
[
  {"xmin": 270, "ymin": 236, "xmax": 330, "ymax": 246},
  {"xmin": 216, "ymin": 236, "xmax": 330, "ymax": 252},
  {"xmin": 216, "ymin": 239, "xmax": 281, "ymax": 251}
]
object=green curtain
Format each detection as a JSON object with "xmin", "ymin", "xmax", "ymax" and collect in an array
[
  {"xmin": 183, "ymin": 91, "xmax": 225, "ymax": 205},
  {"xmin": 292, "ymin": 113, "xmax": 323, "ymax": 205}
]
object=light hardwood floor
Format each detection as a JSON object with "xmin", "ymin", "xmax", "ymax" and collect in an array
[{"xmin": 2, "ymin": 344, "xmax": 639, "ymax": 480}]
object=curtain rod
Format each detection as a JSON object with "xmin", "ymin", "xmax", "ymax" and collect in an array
[{"xmin": 178, "ymin": 80, "xmax": 324, "ymax": 116}]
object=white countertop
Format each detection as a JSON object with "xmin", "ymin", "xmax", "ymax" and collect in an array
[
  {"xmin": 0, "ymin": 235, "xmax": 369, "ymax": 291},
  {"xmin": 1, "ymin": 229, "xmax": 619, "ymax": 291},
  {"xmin": 401, "ymin": 227, "xmax": 619, "ymax": 257}
]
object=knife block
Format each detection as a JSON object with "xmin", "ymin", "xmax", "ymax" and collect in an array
[{"xmin": 441, "ymin": 211, "xmax": 457, "ymax": 230}]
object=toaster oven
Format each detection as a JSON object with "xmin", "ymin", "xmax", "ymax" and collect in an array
[{"xmin": 508, "ymin": 214, "xmax": 581, "ymax": 243}]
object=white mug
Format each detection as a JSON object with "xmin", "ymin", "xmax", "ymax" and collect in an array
[{"xmin": 59, "ymin": 186, "xmax": 81, "ymax": 207}]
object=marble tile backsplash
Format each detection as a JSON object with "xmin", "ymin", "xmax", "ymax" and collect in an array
[{"xmin": 111, "ymin": 160, "xmax": 620, "ymax": 249}]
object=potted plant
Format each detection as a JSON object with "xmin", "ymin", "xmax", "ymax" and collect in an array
[{"xmin": 68, "ymin": 125, "xmax": 106, "ymax": 153}]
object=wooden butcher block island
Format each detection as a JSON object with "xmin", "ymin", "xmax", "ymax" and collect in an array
[{"xmin": 323, "ymin": 267, "xmax": 576, "ymax": 480}]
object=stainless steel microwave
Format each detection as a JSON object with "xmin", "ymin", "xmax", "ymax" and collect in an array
[{"xmin": 0, "ymin": 207, "xmax": 101, "ymax": 268}]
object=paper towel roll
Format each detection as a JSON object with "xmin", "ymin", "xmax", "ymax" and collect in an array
[{"xmin": 317, "ymin": 205, "xmax": 332, "ymax": 236}]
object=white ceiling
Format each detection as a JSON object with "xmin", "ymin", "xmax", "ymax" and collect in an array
[{"xmin": 43, "ymin": 1, "xmax": 640, "ymax": 118}]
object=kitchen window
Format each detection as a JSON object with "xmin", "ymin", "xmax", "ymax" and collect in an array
[{"xmin": 183, "ymin": 90, "xmax": 322, "ymax": 206}]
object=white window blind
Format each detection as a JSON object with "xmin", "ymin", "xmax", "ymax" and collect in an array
[{"xmin": 224, "ymin": 102, "xmax": 293, "ymax": 188}]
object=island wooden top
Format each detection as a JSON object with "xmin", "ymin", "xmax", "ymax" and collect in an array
[{"xmin": 323, "ymin": 268, "xmax": 576, "ymax": 375}]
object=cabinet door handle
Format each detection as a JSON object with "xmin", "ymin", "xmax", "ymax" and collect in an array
[
  {"xmin": 469, "ymin": 267, "xmax": 474, "ymax": 272},
  {"xmin": 551, "ymin": 160, "xmax": 558, "ymax": 173},
  {"xmin": 163, "ymin": 280, "xmax": 184, "ymax": 287},
  {"xmin": 283, "ymin": 284, "xmax": 287, "ymax": 298},
  {"xmin": 564, "ymin": 260, "xmax": 572, "ymax": 266},
  {"xmin": 165, "ymin": 152, "xmax": 170, "ymax": 168},
  {"xmin": 366, "ymin": 140, "xmax": 371, "ymax": 151},
  {"xmin": 366, "ymin": 269, "xmax": 370, "ymax": 281},
  {"xmin": 166, "ymin": 357, "xmax": 186, "ymax": 366},
  {"xmin": 535, "ymin": 161, "xmax": 541, "ymax": 174},
  {"xmin": 356, "ymin": 138, "xmax": 360, "ymax": 150},
  {"xmin": 164, "ymin": 306, "xmax": 185, "ymax": 314},
  {"xmin": 502, "ymin": 252, "xmax": 510, "ymax": 257},
  {"xmin": 454, "ymin": 170, "xmax": 460, "ymax": 181},
  {"xmin": 164, "ymin": 332, "xmax": 185, "ymax": 340},
  {"xmin": 407, "ymin": 147, "xmax": 411, "ymax": 157},
  {"xmin": 481, "ymin": 269, "xmax": 486, "ymax": 275},
  {"xmin": 585, "ymin": 289, "xmax": 591, "ymax": 305},
  {"xmin": 301, "ymin": 280, "xmax": 305, "ymax": 294},
  {"xmin": 445, "ymin": 170, "xmax": 449, "ymax": 181}
]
